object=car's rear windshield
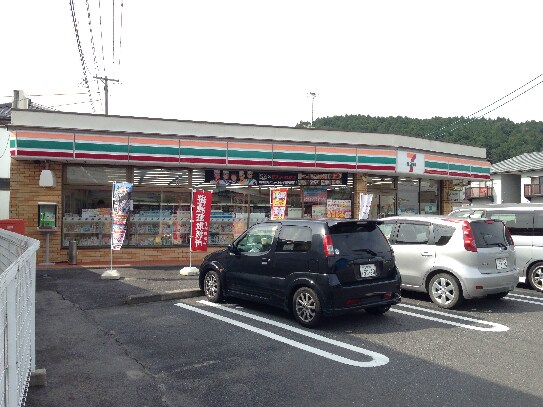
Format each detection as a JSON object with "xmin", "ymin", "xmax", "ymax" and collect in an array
[
  {"xmin": 329, "ymin": 222, "xmax": 391, "ymax": 253},
  {"xmin": 470, "ymin": 220, "xmax": 507, "ymax": 248}
]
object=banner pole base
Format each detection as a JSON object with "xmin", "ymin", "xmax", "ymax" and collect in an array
[
  {"xmin": 180, "ymin": 266, "xmax": 199, "ymax": 276},
  {"xmin": 101, "ymin": 269, "xmax": 121, "ymax": 280}
]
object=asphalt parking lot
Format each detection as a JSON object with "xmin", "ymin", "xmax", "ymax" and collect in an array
[{"xmin": 26, "ymin": 268, "xmax": 543, "ymax": 407}]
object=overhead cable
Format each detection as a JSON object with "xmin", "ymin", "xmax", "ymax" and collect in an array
[
  {"xmin": 434, "ymin": 78, "xmax": 543, "ymax": 138},
  {"xmin": 69, "ymin": 0, "xmax": 95, "ymax": 113},
  {"xmin": 426, "ymin": 73, "xmax": 543, "ymax": 138},
  {"xmin": 84, "ymin": 0, "xmax": 104, "ymax": 106}
]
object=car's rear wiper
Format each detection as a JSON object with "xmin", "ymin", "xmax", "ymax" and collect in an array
[
  {"xmin": 486, "ymin": 242, "xmax": 507, "ymax": 249},
  {"xmin": 353, "ymin": 248, "xmax": 378, "ymax": 256}
]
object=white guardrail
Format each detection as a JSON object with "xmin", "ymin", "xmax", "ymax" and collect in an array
[{"xmin": 0, "ymin": 228, "xmax": 40, "ymax": 407}]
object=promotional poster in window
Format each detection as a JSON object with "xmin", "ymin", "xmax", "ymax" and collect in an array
[{"xmin": 205, "ymin": 170, "xmax": 347, "ymax": 186}]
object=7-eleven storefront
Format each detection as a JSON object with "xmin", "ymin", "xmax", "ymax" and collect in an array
[{"xmin": 7, "ymin": 110, "xmax": 490, "ymax": 265}]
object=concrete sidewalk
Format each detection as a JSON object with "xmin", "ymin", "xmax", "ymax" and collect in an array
[{"xmin": 25, "ymin": 265, "xmax": 203, "ymax": 407}]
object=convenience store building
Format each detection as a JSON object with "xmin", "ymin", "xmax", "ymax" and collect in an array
[{"xmin": 7, "ymin": 109, "xmax": 490, "ymax": 265}]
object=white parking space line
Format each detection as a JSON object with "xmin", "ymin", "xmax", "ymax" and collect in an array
[
  {"xmin": 391, "ymin": 304, "xmax": 509, "ymax": 332},
  {"xmin": 175, "ymin": 301, "xmax": 389, "ymax": 368},
  {"xmin": 507, "ymin": 293, "xmax": 543, "ymax": 305}
]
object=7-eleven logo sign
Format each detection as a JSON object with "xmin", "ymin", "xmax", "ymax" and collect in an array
[
  {"xmin": 397, "ymin": 151, "xmax": 424, "ymax": 174},
  {"xmin": 407, "ymin": 153, "xmax": 417, "ymax": 172}
]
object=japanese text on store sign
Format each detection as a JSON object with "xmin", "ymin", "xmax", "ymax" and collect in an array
[{"xmin": 191, "ymin": 190, "xmax": 212, "ymax": 251}]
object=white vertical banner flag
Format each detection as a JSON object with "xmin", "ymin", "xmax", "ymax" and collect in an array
[{"xmin": 358, "ymin": 193, "xmax": 374, "ymax": 219}]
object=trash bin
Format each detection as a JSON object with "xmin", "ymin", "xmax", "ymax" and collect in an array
[{"xmin": 68, "ymin": 240, "xmax": 77, "ymax": 265}]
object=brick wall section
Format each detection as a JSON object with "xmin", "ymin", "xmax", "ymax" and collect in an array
[
  {"xmin": 352, "ymin": 173, "xmax": 368, "ymax": 219},
  {"xmin": 10, "ymin": 160, "xmax": 63, "ymax": 263},
  {"xmin": 9, "ymin": 160, "xmax": 221, "ymax": 265},
  {"xmin": 441, "ymin": 180, "xmax": 455, "ymax": 215}
]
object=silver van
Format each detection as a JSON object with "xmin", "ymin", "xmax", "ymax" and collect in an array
[
  {"xmin": 449, "ymin": 204, "xmax": 543, "ymax": 293},
  {"xmin": 379, "ymin": 216, "xmax": 518, "ymax": 308}
]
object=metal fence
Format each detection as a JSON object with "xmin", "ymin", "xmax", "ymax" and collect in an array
[{"xmin": 0, "ymin": 229, "xmax": 40, "ymax": 407}]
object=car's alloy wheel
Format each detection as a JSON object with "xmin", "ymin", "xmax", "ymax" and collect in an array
[
  {"xmin": 204, "ymin": 270, "xmax": 222, "ymax": 302},
  {"xmin": 528, "ymin": 262, "xmax": 543, "ymax": 293},
  {"xmin": 429, "ymin": 273, "xmax": 463, "ymax": 309},
  {"xmin": 292, "ymin": 287, "xmax": 322, "ymax": 327}
]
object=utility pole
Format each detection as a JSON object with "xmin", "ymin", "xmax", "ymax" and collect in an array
[
  {"xmin": 94, "ymin": 76, "xmax": 119, "ymax": 115},
  {"xmin": 308, "ymin": 92, "xmax": 317, "ymax": 127}
]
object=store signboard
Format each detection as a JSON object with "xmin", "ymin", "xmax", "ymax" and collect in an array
[
  {"xmin": 303, "ymin": 187, "xmax": 327, "ymax": 203},
  {"xmin": 206, "ymin": 169, "xmax": 259, "ymax": 185},
  {"xmin": 205, "ymin": 169, "xmax": 347, "ymax": 186},
  {"xmin": 397, "ymin": 151, "xmax": 425, "ymax": 174},
  {"xmin": 191, "ymin": 190, "xmax": 213, "ymax": 251},
  {"xmin": 326, "ymin": 199, "xmax": 352, "ymax": 219},
  {"xmin": 111, "ymin": 182, "xmax": 133, "ymax": 250},
  {"xmin": 298, "ymin": 172, "xmax": 347, "ymax": 186},
  {"xmin": 259, "ymin": 172, "xmax": 298, "ymax": 185},
  {"xmin": 270, "ymin": 188, "xmax": 288, "ymax": 220}
]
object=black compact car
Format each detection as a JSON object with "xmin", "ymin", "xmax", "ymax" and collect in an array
[{"xmin": 199, "ymin": 219, "xmax": 401, "ymax": 327}]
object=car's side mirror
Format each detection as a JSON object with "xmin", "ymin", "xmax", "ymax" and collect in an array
[{"xmin": 228, "ymin": 243, "xmax": 239, "ymax": 254}]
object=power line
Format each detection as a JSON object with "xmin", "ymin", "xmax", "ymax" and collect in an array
[
  {"xmin": 118, "ymin": 0, "xmax": 124, "ymax": 68},
  {"xmin": 49, "ymin": 99, "xmax": 101, "ymax": 108},
  {"xmin": 84, "ymin": 0, "xmax": 104, "ymax": 107},
  {"xmin": 434, "ymin": 78, "xmax": 543, "ymax": 138},
  {"xmin": 426, "ymin": 73, "xmax": 543, "ymax": 138},
  {"xmin": 1, "ymin": 92, "xmax": 88, "ymax": 98},
  {"xmin": 69, "ymin": 0, "xmax": 95, "ymax": 113},
  {"xmin": 0, "ymin": 136, "xmax": 10, "ymax": 159},
  {"xmin": 98, "ymin": 0, "xmax": 106, "ymax": 76},
  {"xmin": 112, "ymin": 0, "xmax": 116, "ymax": 66}
]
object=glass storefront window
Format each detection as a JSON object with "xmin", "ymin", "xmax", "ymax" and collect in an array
[
  {"xmin": 63, "ymin": 165, "xmax": 355, "ymax": 247},
  {"xmin": 129, "ymin": 190, "xmax": 191, "ymax": 247},
  {"xmin": 66, "ymin": 165, "xmax": 127, "ymax": 185},
  {"xmin": 397, "ymin": 178, "xmax": 419, "ymax": 215},
  {"xmin": 63, "ymin": 165, "xmax": 127, "ymax": 247},
  {"xmin": 367, "ymin": 176, "xmax": 396, "ymax": 218},
  {"xmin": 62, "ymin": 188, "xmax": 113, "ymax": 247},
  {"xmin": 420, "ymin": 179, "xmax": 439, "ymax": 214}
]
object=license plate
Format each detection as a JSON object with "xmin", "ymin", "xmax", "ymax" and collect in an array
[
  {"xmin": 496, "ymin": 258, "xmax": 508, "ymax": 270},
  {"xmin": 360, "ymin": 264, "xmax": 377, "ymax": 277}
]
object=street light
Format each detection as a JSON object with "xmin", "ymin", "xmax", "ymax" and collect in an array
[{"xmin": 308, "ymin": 92, "xmax": 318, "ymax": 127}]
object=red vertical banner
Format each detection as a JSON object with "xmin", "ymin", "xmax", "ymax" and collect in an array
[
  {"xmin": 270, "ymin": 188, "xmax": 288, "ymax": 220},
  {"xmin": 191, "ymin": 190, "xmax": 212, "ymax": 251}
]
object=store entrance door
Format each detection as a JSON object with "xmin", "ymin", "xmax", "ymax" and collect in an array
[{"xmin": 368, "ymin": 191, "xmax": 396, "ymax": 219}]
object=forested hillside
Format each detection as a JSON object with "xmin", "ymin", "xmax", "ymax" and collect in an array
[{"xmin": 296, "ymin": 115, "xmax": 543, "ymax": 164}]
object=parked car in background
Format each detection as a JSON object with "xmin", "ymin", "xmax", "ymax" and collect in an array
[
  {"xmin": 378, "ymin": 216, "xmax": 518, "ymax": 309},
  {"xmin": 449, "ymin": 204, "xmax": 543, "ymax": 293},
  {"xmin": 199, "ymin": 219, "xmax": 401, "ymax": 327}
]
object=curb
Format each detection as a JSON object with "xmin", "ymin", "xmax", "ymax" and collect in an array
[{"xmin": 126, "ymin": 288, "xmax": 202, "ymax": 305}]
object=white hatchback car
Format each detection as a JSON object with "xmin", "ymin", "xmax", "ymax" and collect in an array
[{"xmin": 378, "ymin": 216, "xmax": 519, "ymax": 308}]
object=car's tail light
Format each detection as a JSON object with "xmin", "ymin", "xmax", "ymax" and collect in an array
[
  {"xmin": 505, "ymin": 226, "xmax": 514, "ymax": 246},
  {"xmin": 462, "ymin": 221, "xmax": 477, "ymax": 252},
  {"xmin": 323, "ymin": 234, "xmax": 335, "ymax": 257}
]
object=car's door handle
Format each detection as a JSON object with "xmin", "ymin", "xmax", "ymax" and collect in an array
[
  {"xmin": 420, "ymin": 251, "xmax": 433, "ymax": 257},
  {"xmin": 261, "ymin": 258, "xmax": 271, "ymax": 264}
]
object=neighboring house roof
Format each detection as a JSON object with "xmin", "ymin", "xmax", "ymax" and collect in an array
[
  {"xmin": 0, "ymin": 103, "xmax": 11, "ymax": 123},
  {"xmin": 492, "ymin": 152, "xmax": 543, "ymax": 174},
  {"xmin": 0, "ymin": 101, "xmax": 54, "ymax": 124}
]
